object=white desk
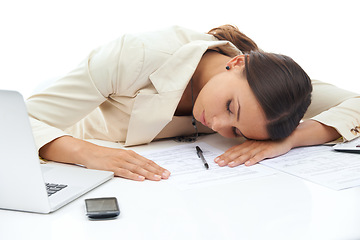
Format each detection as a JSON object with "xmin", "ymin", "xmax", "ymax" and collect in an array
[{"xmin": 1, "ymin": 134, "xmax": 360, "ymax": 240}]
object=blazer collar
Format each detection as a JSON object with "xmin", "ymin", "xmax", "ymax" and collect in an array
[{"xmin": 149, "ymin": 40, "xmax": 241, "ymax": 93}]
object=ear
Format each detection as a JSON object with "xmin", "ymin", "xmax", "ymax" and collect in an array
[{"xmin": 226, "ymin": 55, "xmax": 246, "ymax": 69}]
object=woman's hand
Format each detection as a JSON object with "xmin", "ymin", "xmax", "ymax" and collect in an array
[
  {"xmin": 215, "ymin": 120, "xmax": 341, "ymax": 167},
  {"xmin": 84, "ymin": 146, "xmax": 171, "ymax": 181},
  {"xmin": 214, "ymin": 139, "xmax": 292, "ymax": 167},
  {"xmin": 39, "ymin": 136, "xmax": 171, "ymax": 181}
]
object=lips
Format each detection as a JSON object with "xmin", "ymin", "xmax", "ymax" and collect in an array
[{"xmin": 200, "ymin": 111, "xmax": 208, "ymax": 127}]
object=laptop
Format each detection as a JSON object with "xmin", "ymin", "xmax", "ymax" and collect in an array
[{"xmin": 0, "ymin": 90, "xmax": 114, "ymax": 213}]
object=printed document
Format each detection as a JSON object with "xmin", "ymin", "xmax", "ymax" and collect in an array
[
  {"xmin": 140, "ymin": 142, "xmax": 276, "ymax": 189},
  {"xmin": 260, "ymin": 144, "xmax": 360, "ymax": 190}
]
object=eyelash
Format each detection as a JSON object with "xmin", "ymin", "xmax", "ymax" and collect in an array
[
  {"xmin": 226, "ymin": 100, "xmax": 232, "ymax": 114},
  {"xmin": 232, "ymin": 127, "xmax": 240, "ymax": 137},
  {"xmin": 226, "ymin": 100, "xmax": 239, "ymax": 137}
]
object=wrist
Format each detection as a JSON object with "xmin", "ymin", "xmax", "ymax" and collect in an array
[
  {"xmin": 39, "ymin": 136, "xmax": 95, "ymax": 166},
  {"xmin": 285, "ymin": 120, "xmax": 341, "ymax": 148}
]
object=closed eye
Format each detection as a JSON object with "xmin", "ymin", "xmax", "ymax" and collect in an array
[
  {"xmin": 226, "ymin": 100, "xmax": 232, "ymax": 114},
  {"xmin": 227, "ymin": 100, "xmax": 240, "ymax": 137},
  {"xmin": 232, "ymin": 127, "xmax": 240, "ymax": 137}
]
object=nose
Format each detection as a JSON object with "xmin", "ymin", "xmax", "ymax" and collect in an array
[{"xmin": 211, "ymin": 115, "xmax": 231, "ymax": 132}]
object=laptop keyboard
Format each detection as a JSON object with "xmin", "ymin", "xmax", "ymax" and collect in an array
[{"xmin": 45, "ymin": 183, "xmax": 68, "ymax": 196}]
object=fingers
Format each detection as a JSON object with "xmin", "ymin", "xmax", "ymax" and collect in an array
[
  {"xmin": 111, "ymin": 149, "xmax": 171, "ymax": 181},
  {"xmin": 214, "ymin": 141, "xmax": 273, "ymax": 167},
  {"xmin": 113, "ymin": 168, "xmax": 147, "ymax": 181}
]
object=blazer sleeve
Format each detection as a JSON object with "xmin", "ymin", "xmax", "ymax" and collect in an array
[
  {"xmin": 26, "ymin": 35, "xmax": 140, "ymax": 151},
  {"xmin": 304, "ymin": 79, "xmax": 360, "ymax": 141}
]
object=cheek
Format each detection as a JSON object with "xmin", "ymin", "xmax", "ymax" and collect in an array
[
  {"xmin": 192, "ymin": 98, "xmax": 201, "ymax": 120},
  {"xmin": 193, "ymin": 85, "xmax": 228, "ymax": 123},
  {"xmin": 193, "ymin": 90, "xmax": 210, "ymax": 116},
  {"xmin": 240, "ymin": 118, "xmax": 269, "ymax": 140},
  {"xmin": 217, "ymin": 128, "xmax": 235, "ymax": 139}
]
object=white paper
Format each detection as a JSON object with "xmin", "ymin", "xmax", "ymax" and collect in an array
[
  {"xmin": 139, "ymin": 142, "xmax": 276, "ymax": 190},
  {"xmin": 261, "ymin": 144, "xmax": 360, "ymax": 190}
]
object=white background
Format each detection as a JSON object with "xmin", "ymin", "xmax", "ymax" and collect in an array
[{"xmin": 1, "ymin": 0, "xmax": 359, "ymax": 98}]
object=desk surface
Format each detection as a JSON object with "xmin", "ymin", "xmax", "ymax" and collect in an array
[{"xmin": 1, "ymin": 134, "xmax": 360, "ymax": 240}]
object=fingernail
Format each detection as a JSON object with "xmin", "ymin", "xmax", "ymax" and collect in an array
[
  {"xmin": 214, "ymin": 157, "xmax": 220, "ymax": 163},
  {"xmin": 245, "ymin": 161, "xmax": 251, "ymax": 166},
  {"xmin": 218, "ymin": 160, "xmax": 225, "ymax": 165},
  {"xmin": 154, "ymin": 174, "xmax": 162, "ymax": 180},
  {"xmin": 228, "ymin": 161, "xmax": 235, "ymax": 167},
  {"xmin": 138, "ymin": 175, "xmax": 145, "ymax": 181},
  {"xmin": 162, "ymin": 170, "xmax": 170, "ymax": 178}
]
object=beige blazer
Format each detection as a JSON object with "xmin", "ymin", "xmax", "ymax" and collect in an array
[{"xmin": 26, "ymin": 26, "xmax": 360, "ymax": 151}]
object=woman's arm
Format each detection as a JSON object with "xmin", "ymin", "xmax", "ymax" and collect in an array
[
  {"xmin": 40, "ymin": 136, "xmax": 170, "ymax": 181},
  {"xmin": 304, "ymin": 80, "xmax": 360, "ymax": 141},
  {"xmin": 216, "ymin": 79, "xmax": 360, "ymax": 167},
  {"xmin": 215, "ymin": 119, "xmax": 340, "ymax": 167},
  {"xmin": 28, "ymin": 35, "xmax": 171, "ymax": 181}
]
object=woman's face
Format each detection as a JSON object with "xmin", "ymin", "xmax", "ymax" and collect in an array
[{"xmin": 193, "ymin": 59, "xmax": 269, "ymax": 140}]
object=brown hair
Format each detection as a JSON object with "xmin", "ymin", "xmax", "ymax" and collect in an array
[
  {"xmin": 244, "ymin": 51, "xmax": 312, "ymax": 140},
  {"xmin": 209, "ymin": 25, "xmax": 312, "ymax": 140},
  {"xmin": 208, "ymin": 25, "xmax": 259, "ymax": 53}
]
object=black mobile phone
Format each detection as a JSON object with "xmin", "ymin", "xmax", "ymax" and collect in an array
[{"xmin": 85, "ymin": 197, "xmax": 120, "ymax": 220}]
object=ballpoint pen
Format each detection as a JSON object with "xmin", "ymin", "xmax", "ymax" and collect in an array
[{"xmin": 196, "ymin": 146, "xmax": 209, "ymax": 170}]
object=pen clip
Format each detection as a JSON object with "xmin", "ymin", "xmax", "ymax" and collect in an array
[{"xmin": 196, "ymin": 146, "xmax": 202, "ymax": 158}]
